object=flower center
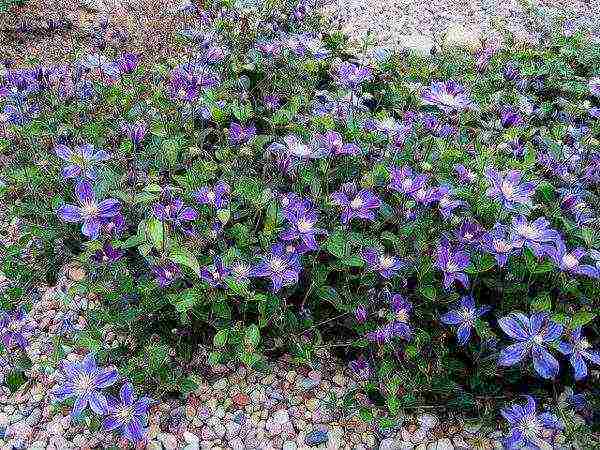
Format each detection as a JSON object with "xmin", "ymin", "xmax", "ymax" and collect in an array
[
  {"xmin": 401, "ymin": 178, "xmax": 413, "ymax": 190},
  {"xmin": 446, "ymin": 261, "xmax": 459, "ymax": 273},
  {"xmin": 562, "ymin": 254, "xmax": 578, "ymax": 269},
  {"xmin": 81, "ymin": 201, "xmax": 99, "ymax": 218},
  {"xmin": 269, "ymin": 257, "xmax": 286, "ymax": 273},
  {"xmin": 297, "ymin": 218, "xmax": 313, "ymax": 233},
  {"xmin": 396, "ymin": 310, "xmax": 409, "ymax": 322},
  {"xmin": 517, "ymin": 224, "xmax": 537, "ymax": 240},
  {"xmin": 74, "ymin": 373, "xmax": 95, "ymax": 396},
  {"xmin": 115, "ymin": 405, "xmax": 135, "ymax": 423},
  {"xmin": 379, "ymin": 256, "xmax": 395, "ymax": 269},
  {"xmin": 494, "ymin": 239, "xmax": 511, "ymax": 253},
  {"xmin": 501, "ymin": 180, "xmax": 514, "ymax": 198},
  {"xmin": 350, "ymin": 197, "xmax": 363, "ymax": 209},
  {"xmin": 519, "ymin": 415, "xmax": 541, "ymax": 439},
  {"xmin": 207, "ymin": 191, "xmax": 216, "ymax": 202},
  {"xmin": 461, "ymin": 308, "xmax": 475, "ymax": 324},
  {"xmin": 532, "ymin": 334, "xmax": 544, "ymax": 345}
]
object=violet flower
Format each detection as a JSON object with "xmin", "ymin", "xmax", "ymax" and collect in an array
[
  {"xmin": 194, "ymin": 181, "xmax": 230, "ymax": 209},
  {"xmin": 152, "ymin": 261, "xmax": 181, "ymax": 287},
  {"xmin": 501, "ymin": 395, "xmax": 563, "ymax": 449},
  {"xmin": 116, "ymin": 53, "xmax": 139, "ymax": 74},
  {"xmin": 499, "ymin": 107, "xmax": 524, "ymax": 128},
  {"xmin": 103, "ymin": 383, "xmax": 154, "ymax": 442},
  {"xmin": 153, "ymin": 196, "xmax": 198, "ymax": 230},
  {"xmin": 498, "ymin": 312, "xmax": 563, "ymax": 379},
  {"xmin": 250, "ymin": 243, "xmax": 302, "ymax": 292},
  {"xmin": 355, "ymin": 305, "xmax": 367, "ymax": 324},
  {"xmin": 510, "ymin": 215, "xmax": 560, "ymax": 258},
  {"xmin": 349, "ymin": 356, "xmax": 372, "ymax": 380},
  {"xmin": 336, "ymin": 62, "xmax": 372, "ymax": 89},
  {"xmin": 331, "ymin": 182, "xmax": 381, "ymax": 224},
  {"xmin": 268, "ymin": 135, "xmax": 326, "ymax": 160},
  {"xmin": 589, "ymin": 77, "xmax": 600, "ymax": 97},
  {"xmin": 388, "ymin": 166, "xmax": 428, "ymax": 195},
  {"xmin": 280, "ymin": 206, "xmax": 326, "ymax": 251},
  {"xmin": 435, "ymin": 239, "xmax": 470, "ymax": 289},
  {"xmin": 54, "ymin": 143, "xmax": 110, "ymax": 180},
  {"xmin": 362, "ymin": 247, "xmax": 407, "ymax": 279},
  {"xmin": 440, "ymin": 295, "xmax": 490, "ymax": 346},
  {"xmin": 122, "ymin": 121, "xmax": 147, "ymax": 148},
  {"xmin": 92, "ymin": 241, "xmax": 124, "ymax": 264},
  {"xmin": 228, "ymin": 122, "xmax": 256, "ymax": 145},
  {"xmin": 546, "ymin": 239, "xmax": 599, "ymax": 278},
  {"xmin": 200, "ymin": 256, "xmax": 231, "ymax": 288},
  {"xmin": 0, "ymin": 308, "xmax": 32, "ymax": 350},
  {"xmin": 558, "ymin": 328, "xmax": 600, "ymax": 380},
  {"xmin": 421, "ymin": 80, "xmax": 472, "ymax": 113},
  {"xmin": 455, "ymin": 221, "xmax": 484, "ymax": 247},
  {"xmin": 485, "ymin": 168, "xmax": 535, "ymax": 211},
  {"xmin": 453, "ymin": 164, "xmax": 476, "ymax": 184},
  {"xmin": 57, "ymin": 180, "xmax": 121, "ymax": 240},
  {"xmin": 52, "ymin": 353, "xmax": 119, "ymax": 417},
  {"xmin": 482, "ymin": 223, "xmax": 518, "ymax": 267},
  {"xmin": 316, "ymin": 130, "xmax": 360, "ymax": 156}
]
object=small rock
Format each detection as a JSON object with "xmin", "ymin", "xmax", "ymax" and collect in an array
[
  {"xmin": 232, "ymin": 392, "xmax": 250, "ymax": 407},
  {"xmin": 282, "ymin": 441, "xmax": 297, "ymax": 450},
  {"xmin": 226, "ymin": 421, "xmax": 241, "ymax": 438},
  {"xmin": 418, "ymin": 414, "xmax": 438, "ymax": 430},
  {"xmin": 272, "ymin": 409, "xmax": 289, "ymax": 425},
  {"xmin": 428, "ymin": 438, "xmax": 453, "ymax": 450},
  {"xmin": 213, "ymin": 378, "xmax": 228, "ymax": 390},
  {"xmin": 305, "ymin": 429, "xmax": 329, "ymax": 446},
  {"xmin": 332, "ymin": 373, "xmax": 346, "ymax": 386},
  {"xmin": 183, "ymin": 431, "xmax": 199, "ymax": 444}
]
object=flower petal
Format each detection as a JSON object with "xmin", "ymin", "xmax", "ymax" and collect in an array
[
  {"xmin": 498, "ymin": 342, "xmax": 529, "ymax": 366},
  {"xmin": 532, "ymin": 345, "xmax": 559, "ymax": 379}
]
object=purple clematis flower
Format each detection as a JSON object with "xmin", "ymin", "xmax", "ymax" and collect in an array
[
  {"xmin": 388, "ymin": 166, "xmax": 429, "ymax": 196},
  {"xmin": 0, "ymin": 308, "xmax": 32, "ymax": 349},
  {"xmin": 268, "ymin": 135, "xmax": 326, "ymax": 160},
  {"xmin": 200, "ymin": 256, "xmax": 232, "ymax": 288},
  {"xmin": 194, "ymin": 181, "xmax": 230, "ymax": 209},
  {"xmin": 92, "ymin": 241, "xmax": 124, "ymax": 264},
  {"xmin": 482, "ymin": 223, "xmax": 518, "ymax": 267},
  {"xmin": 355, "ymin": 305, "xmax": 367, "ymax": 324},
  {"xmin": 230, "ymin": 261, "xmax": 252, "ymax": 283},
  {"xmin": 152, "ymin": 261, "xmax": 181, "ymax": 287},
  {"xmin": 510, "ymin": 215, "xmax": 560, "ymax": 258},
  {"xmin": 116, "ymin": 53, "xmax": 139, "ymax": 74},
  {"xmin": 453, "ymin": 164, "xmax": 476, "ymax": 184},
  {"xmin": 455, "ymin": 221, "xmax": 484, "ymax": 247},
  {"xmin": 589, "ymin": 77, "xmax": 600, "ymax": 97},
  {"xmin": 153, "ymin": 196, "xmax": 198, "ymax": 230},
  {"xmin": 362, "ymin": 248, "xmax": 407, "ymax": 279},
  {"xmin": 280, "ymin": 206, "xmax": 326, "ymax": 251},
  {"xmin": 103, "ymin": 383, "xmax": 154, "ymax": 442},
  {"xmin": 336, "ymin": 62, "xmax": 372, "ymax": 89},
  {"xmin": 558, "ymin": 328, "xmax": 600, "ymax": 380},
  {"xmin": 498, "ymin": 312, "xmax": 563, "ymax": 379},
  {"xmin": 331, "ymin": 182, "xmax": 381, "ymax": 224},
  {"xmin": 485, "ymin": 168, "xmax": 535, "ymax": 211},
  {"xmin": 250, "ymin": 243, "xmax": 302, "ymax": 292},
  {"xmin": 349, "ymin": 355, "xmax": 372, "ymax": 380},
  {"xmin": 54, "ymin": 143, "xmax": 110, "ymax": 180},
  {"xmin": 52, "ymin": 353, "xmax": 119, "ymax": 417},
  {"xmin": 546, "ymin": 239, "xmax": 599, "ymax": 278},
  {"xmin": 316, "ymin": 130, "xmax": 360, "ymax": 156},
  {"xmin": 501, "ymin": 395, "xmax": 563, "ymax": 450},
  {"xmin": 435, "ymin": 239, "xmax": 470, "ymax": 289},
  {"xmin": 122, "ymin": 121, "xmax": 147, "ymax": 148},
  {"xmin": 367, "ymin": 320, "xmax": 412, "ymax": 344},
  {"xmin": 499, "ymin": 107, "xmax": 524, "ymax": 128},
  {"xmin": 228, "ymin": 122, "xmax": 256, "ymax": 145},
  {"xmin": 57, "ymin": 180, "xmax": 121, "ymax": 240},
  {"xmin": 421, "ymin": 80, "xmax": 472, "ymax": 113},
  {"xmin": 440, "ymin": 295, "xmax": 491, "ymax": 346},
  {"xmin": 436, "ymin": 187, "xmax": 466, "ymax": 218}
]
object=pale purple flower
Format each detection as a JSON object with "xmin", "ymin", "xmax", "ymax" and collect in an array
[
  {"xmin": 0, "ymin": 308, "xmax": 32, "ymax": 349},
  {"xmin": 388, "ymin": 166, "xmax": 428, "ymax": 195},
  {"xmin": 54, "ymin": 143, "xmax": 110, "ymax": 180},
  {"xmin": 122, "ymin": 121, "xmax": 147, "ymax": 148},
  {"xmin": 200, "ymin": 256, "xmax": 231, "ymax": 288},
  {"xmin": 453, "ymin": 164, "xmax": 476, "ymax": 184},
  {"xmin": 152, "ymin": 261, "xmax": 181, "ymax": 287},
  {"xmin": 546, "ymin": 239, "xmax": 599, "ymax": 278},
  {"xmin": 316, "ymin": 130, "xmax": 360, "ymax": 156},
  {"xmin": 268, "ymin": 135, "xmax": 326, "ymax": 160},
  {"xmin": 510, "ymin": 215, "xmax": 560, "ymax": 258},
  {"xmin": 498, "ymin": 312, "xmax": 563, "ymax": 379},
  {"xmin": 499, "ymin": 107, "xmax": 524, "ymax": 128},
  {"xmin": 280, "ymin": 207, "xmax": 326, "ymax": 251},
  {"xmin": 362, "ymin": 247, "xmax": 407, "ymax": 279},
  {"xmin": 230, "ymin": 261, "xmax": 252, "ymax": 283},
  {"xmin": 560, "ymin": 192, "xmax": 595, "ymax": 225},
  {"xmin": 485, "ymin": 168, "xmax": 535, "ymax": 211},
  {"xmin": 103, "ymin": 383, "xmax": 154, "ymax": 442},
  {"xmin": 355, "ymin": 305, "xmax": 367, "ymax": 324},
  {"xmin": 92, "ymin": 241, "xmax": 124, "ymax": 264},
  {"xmin": 57, "ymin": 180, "xmax": 121, "ymax": 240},
  {"xmin": 390, "ymin": 294, "xmax": 412, "ymax": 326},
  {"xmin": 440, "ymin": 296, "xmax": 490, "ymax": 346},
  {"xmin": 482, "ymin": 223, "xmax": 518, "ymax": 267},
  {"xmin": 455, "ymin": 221, "xmax": 484, "ymax": 247},
  {"xmin": 228, "ymin": 122, "xmax": 256, "ymax": 145},
  {"xmin": 153, "ymin": 196, "xmax": 198, "ymax": 230},
  {"xmin": 336, "ymin": 62, "xmax": 372, "ymax": 89},
  {"xmin": 116, "ymin": 53, "xmax": 139, "ymax": 74},
  {"xmin": 366, "ymin": 320, "xmax": 411, "ymax": 344},
  {"xmin": 52, "ymin": 354, "xmax": 118, "ymax": 417},
  {"xmin": 250, "ymin": 243, "xmax": 302, "ymax": 292},
  {"xmin": 557, "ymin": 328, "xmax": 600, "ymax": 380},
  {"xmin": 435, "ymin": 239, "xmax": 470, "ymax": 288},
  {"xmin": 194, "ymin": 181, "xmax": 230, "ymax": 209},
  {"xmin": 331, "ymin": 182, "xmax": 381, "ymax": 224},
  {"xmin": 421, "ymin": 80, "xmax": 472, "ymax": 113},
  {"xmin": 349, "ymin": 356, "xmax": 372, "ymax": 380},
  {"xmin": 501, "ymin": 395, "xmax": 563, "ymax": 449}
]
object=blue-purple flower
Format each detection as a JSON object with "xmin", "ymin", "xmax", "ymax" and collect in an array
[
  {"xmin": 355, "ymin": 305, "xmax": 367, "ymax": 324},
  {"xmin": 316, "ymin": 130, "xmax": 360, "ymax": 156},
  {"xmin": 250, "ymin": 243, "xmax": 302, "ymax": 292},
  {"xmin": 421, "ymin": 80, "xmax": 472, "ymax": 113},
  {"xmin": 152, "ymin": 261, "xmax": 181, "ymax": 287},
  {"xmin": 546, "ymin": 239, "xmax": 599, "ymax": 278},
  {"xmin": 228, "ymin": 122, "xmax": 256, "ymax": 145},
  {"xmin": 482, "ymin": 223, "xmax": 518, "ymax": 267},
  {"xmin": 336, "ymin": 62, "xmax": 372, "ymax": 89},
  {"xmin": 103, "ymin": 383, "xmax": 154, "ymax": 442},
  {"xmin": 388, "ymin": 166, "xmax": 428, "ymax": 195},
  {"xmin": 485, "ymin": 168, "xmax": 535, "ymax": 211},
  {"xmin": 53, "ymin": 353, "xmax": 119, "ymax": 417},
  {"xmin": 57, "ymin": 180, "xmax": 121, "ymax": 239},
  {"xmin": 362, "ymin": 248, "xmax": 407, "ymax": 279},
  {"xmin": 153, "ymin": 196, "xmax": 198, "ymax": 230},
  {"xmin": 498, "ymin": 312, "xmax": 563, "ymax": 379},
  {"xmin": 0, "ymin": 308, "xmax": 32, "ymax": 349},
  {"xmin": 510, "ymin": 216, "xmax": 560, "ymax": 258},
  {"xmin": 331, "ymin": 182, "xmax": 381, "ymax": 224},
  {"xmin": 558, "ymin": 328, "xmax": 600, "ymax": 380},
  {"xmin": 588, "ymin": 77, "xmax": 600, "ymax": 97},
  {"xmin": 499, "ymin": 107, "xmax": 524, "ymax": 128},
  {"xmin": 54, "ymin": 143, "xmax": 110, "ymax": 180},
  {"xmin": 280, "ymin": 205, "xmax": 326, "ymax": 251},
  {"xmin": 501, "ymin": 395, "xmax": 563, "ymax": 449},
  {"xmin": 92, "ymin": 241, "xmax": 125, "ymax": 264},
  {"xmin": 453, "ymin": 164, "xmax": 476, "ymax": 184},
  {"xmin": 194, "ymin": 181, "xmax": 230, "ymax": 209},
  {"xmin": 440, "ymin": 296, "xmax": 490, "ymax": 346},
  {"xmin": 122, "ymin": 121, "xmax": 147, "ymax": 148},
  {"xmin": 269, "ymin": 135, "xmax": 326, "ymax": 160},
  {"xmin": 435, "ymin": 240, "xmax": 470, "ymax": 289},
  {"xmin": 200, "ymin": 256, "xmax": 232, "ymax": 288},
  {"xmin": 349, "ymin": 356, "xmax": 372, "ymax": 380}
]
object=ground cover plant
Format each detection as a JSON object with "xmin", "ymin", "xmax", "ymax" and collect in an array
[{"xmin": 1, "ymin": 0, "xmax": 600, "ymax": 446}]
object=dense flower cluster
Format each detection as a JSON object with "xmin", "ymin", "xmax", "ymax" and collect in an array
[{"xmin": 1, "ymin": 0, "xmax": 599, "ymax": 442}]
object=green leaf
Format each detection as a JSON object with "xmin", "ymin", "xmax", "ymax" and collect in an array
[
  {"xmin": 145, "ymin": 218, "xmax": 164, "ymax": 249},
  {"xmin": 244, "ymin": 324, "xmax": 260, "ymax": 347},
  {"xmin": 571, "ymin": 311, "xmax": 596, "ymax": 328},
  {"xmin": 208, "ymin": 351, "xmax": 221, "ymax": 366},
  {"xmin": 168, "ymin": 247, "xmax": 201, "ymax": 276},
  {"xmin": 5, "ymin": 370, "xmax": 27, "ymax": 394},
  {"xmin": 325, "ymin": 229, "xmax": 347, "ymax": 258},
  {"xmin": 179, "ymin": 375, "xmax": 200, "ymax": 394},
  {"xmin": 213, "ymin": 329, "xmax": 229, "ymax": 348}
]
